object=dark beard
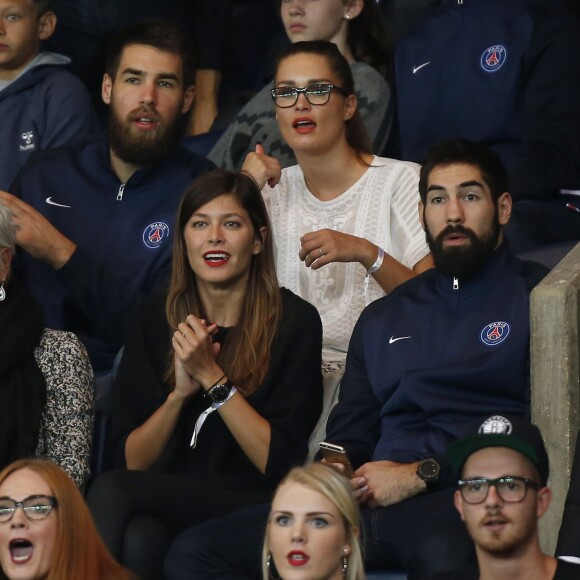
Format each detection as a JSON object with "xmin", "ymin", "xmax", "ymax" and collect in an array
[
  {"xmin": 425, "ymin": 218, "xmax": 501, "ymax": 281},
  {"xmin": 107, "ymin": 105, "xmax": 185, "ymax": 167}
]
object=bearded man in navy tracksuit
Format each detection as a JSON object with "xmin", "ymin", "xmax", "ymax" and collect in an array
[
  {"xmin": 163, "ymin": 139, "xmax": 548, "ymax": 580},
  {"xmin": 0, "ymin": 20, "xmax": 215, "ymax": 370}
]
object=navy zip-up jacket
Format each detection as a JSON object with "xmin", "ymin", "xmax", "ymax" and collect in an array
[
  {"xmin": 12, "ymin": 135, "xmax": 215, "ymax": 370},
  {"xmin": 395, "ymin": 0, "xmax": 580, "ymax": 201},
  {"xmin": 0, "ymin": 52, "xmax": 98, "ymax": 190},
  {"xmin": 325, "ymin": 243, "xmax": 547, "ymax": 488}
]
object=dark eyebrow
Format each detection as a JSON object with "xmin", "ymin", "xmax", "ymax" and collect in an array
[
  {"xmin": 275, "ymin": 78, "xmax": 334, "ymax": 87},
  {"xmin": 427, "ymin": 180, "xmax": 485, "ymax": 194},
  {"xmin": 121, "ymin": 68, "xmax": 180, "ymax": 83},
  {"xmin": 457, "ymin": 180, "xmax": 484, "ymax": 189}
]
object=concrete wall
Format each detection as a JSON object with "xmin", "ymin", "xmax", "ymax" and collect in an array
[{"xmin": 531, "ymin": 243, "xmax": 580, "ymax": 554}]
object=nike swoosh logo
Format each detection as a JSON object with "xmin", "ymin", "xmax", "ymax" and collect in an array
[
  {"xmin": 45, "ymin": 197, "xmax": 71, "ymax": 208},
  {"xmin": 389, "ymin": 336, "xmax": 411, "ymax": 344},
  {"xmin": 412, "ymin": 61, "xmax": 431, "ymax": 74}
]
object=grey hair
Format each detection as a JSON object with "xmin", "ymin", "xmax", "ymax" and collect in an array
[{"xmin": 0, "ymin": 204, "xmax": 16, "ymax": 251}]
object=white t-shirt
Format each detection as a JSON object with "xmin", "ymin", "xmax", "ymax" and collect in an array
[{"xmin": 263, "ymin": 156, "xmax": 429, "ymax": 364}]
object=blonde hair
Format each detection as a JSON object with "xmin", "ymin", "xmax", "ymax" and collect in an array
[
  {"xmin": 262, "ymin": 463, "xmax": 365, "ymax": 580},
  {"xmin": 0, "ymin": 459, "xmax": 133, "ymax": 580}
]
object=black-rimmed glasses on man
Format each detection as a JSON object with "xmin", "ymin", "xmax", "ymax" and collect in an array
[
  {"xmin": 458, "ymin": 477, "xmax": 540, "ymax": 504},
  {"xmin": 271, "ymin": 83, "xmax": 348, "ymax": 108},
  {"xmin": 0, "ymin": 495, "xmax": 57, "ymax": 522}
]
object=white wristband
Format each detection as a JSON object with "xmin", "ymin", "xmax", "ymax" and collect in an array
[
  {"xmin": 190, "ymin": 386, "xmax": 238, "ymax": 448},
  {"xmin": 364, "ymin": 246, "xmax": 385, "ymax": 302},
  {"xmin": 367, "ymin": 246, "xmax": 385, "ymax": 275}
]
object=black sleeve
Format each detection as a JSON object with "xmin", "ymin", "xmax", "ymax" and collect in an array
[
  {"xmin": 261, "ymin": 291, "xmax": 324, "ymax": 485},
  {"xmin": 323, "ymin": 313, "xmax": 381, "ymax": 469},
  {"xmin": 109, "ymin": 293, "xmax": 171, "ymax": 468}
]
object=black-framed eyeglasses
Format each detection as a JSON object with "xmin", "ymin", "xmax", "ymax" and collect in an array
[
  {"xmin": 458, "ymin": 477, "xmax": 540, "ymax": 504},
  {"xmin": 0, "ymin": 495, "xmax": 58, "ymax": 522},
  {"xmin": 270, "ymin": 83, "xmax": 348, "ymax": 108}
]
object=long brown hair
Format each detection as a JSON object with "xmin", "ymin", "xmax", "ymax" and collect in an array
[
  {"xmin": 165, "ymin": 170, "xmax": 282, "ymax": 394},
  {"xmin": 0, "ymin": 459, "xmax": 132, "ymax": 580},
  {"xmin": 275, "ymin": 40, "xmax": 373, "ymax": 158}
]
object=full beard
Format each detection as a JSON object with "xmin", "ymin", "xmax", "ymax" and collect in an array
[
  {"xmin": 107, "ymin": 105, "xmax": 185, "ymax": 167},
  {"xmin": 425, "ymin": 217, "xmax": 501, "ymax": 281}
]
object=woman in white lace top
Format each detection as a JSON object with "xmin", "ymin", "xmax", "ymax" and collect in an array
[{"xmin": 242, "ymin": 41, "xmax": 432, "ymax": 454}]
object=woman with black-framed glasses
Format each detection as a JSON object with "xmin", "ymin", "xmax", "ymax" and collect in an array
[
  {"xmin": 208, "ymin": 0, "xmax": 392, "ymax": 172},
  {"xmin": 0, "ymin": 459, "xmax": 132, "ymax": 580}
]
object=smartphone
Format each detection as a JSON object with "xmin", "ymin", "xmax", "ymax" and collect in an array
[{"xmin": 319, "ymin": 441, "xmax": 355, "ymax": 478}]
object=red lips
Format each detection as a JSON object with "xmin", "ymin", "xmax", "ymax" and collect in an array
[{"xmin": 287, "ymin": 550, "xmax": 310, "ymax": 567}]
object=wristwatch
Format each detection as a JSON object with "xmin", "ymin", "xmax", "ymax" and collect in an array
[
  {"xmin": 207, "ymin": 379, "xmax": 234, "ymax": 404},
  {"xmin": 416, "ymin": 458, "xmax": 441, "ymax": 490}
]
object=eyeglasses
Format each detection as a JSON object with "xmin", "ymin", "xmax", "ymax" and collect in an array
[
  {"xmin": 0, "ymin": 495, "xmax": 58, "ymax": 522},
  {"xmin": 270, "ymin": 83, "xmax": 348, "ymax": 108},
  {"xmin": 458, "ymin": 477, "xmax": 540, "ymax": 504}
]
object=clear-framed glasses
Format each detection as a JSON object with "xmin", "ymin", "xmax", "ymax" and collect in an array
[
  {"xmin": 0, "ymin": 495, "xmax": 58, "ymax": 522},
  {"xmin": 270, "ymin": 83, "xmax": 348, "ymax": 108},
  {"xmin": 458, "ymin": 476, "xmax": 540, "ymax": 504}
]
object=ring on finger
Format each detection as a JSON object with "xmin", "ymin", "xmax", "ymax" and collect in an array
[{"xmin": 319, "ymin": 248, "xmax": 324, "ymax": 257}]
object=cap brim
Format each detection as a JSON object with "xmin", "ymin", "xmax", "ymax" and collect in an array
[{"xmin": 448, "ymin": 434, "xmax": 540, "ymax": 477}]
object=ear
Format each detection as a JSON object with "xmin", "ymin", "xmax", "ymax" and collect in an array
[
  {"xmin": 345, "ymin": 0, "xmax": 364, "ymax": 20},
  {"xmin": 253, "ymin": 226, "xmax": 267, "ymax": 254},
  {"xmin": 536, "ymin": 486, "xmax": 552, "ymax": 519},
  {"xmin": 343, "ymin": 94, "xmax": 357, "ymax": 122},
  {"xmin": 181, "ymin": 85, "xmax": 196, "ymax": 115},
  {"xmin": 102, "ymin": 73, "xmax": 113, "ymax": 105},
  {"xmin": 496, "ymin": 192, "xmax": 512, "ymax": 226},
  {"xmin": 0, "ymin": 247, "xmax": 13, "ymax": 282},
  {"xmin": 454, "ymin": 490, "xmax": 466, "ymax": 521},
  {"xmin": 418, "ymin": 200, "xmax": 426, "ymax": 231},
  {"xmin": 38, "ymin": 11, "xmax": 57, "ymax": 41}
]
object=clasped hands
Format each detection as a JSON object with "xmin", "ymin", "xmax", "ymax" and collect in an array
[{"xmin": 172, "ymin": 315, "xmax": 223, "ymax": 400}]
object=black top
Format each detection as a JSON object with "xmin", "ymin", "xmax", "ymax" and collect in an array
[{"xmin": 111, "ymin": 287, "xmax": 323, "ymax": 495}]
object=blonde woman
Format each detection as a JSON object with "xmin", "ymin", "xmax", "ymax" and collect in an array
[{"xmin": 264, "ymin": 463, "xmax": 364, "ymax": 580}]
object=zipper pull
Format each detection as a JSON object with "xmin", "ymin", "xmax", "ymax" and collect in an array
[
  {"xmin": 116, "ymin": 183, "xmax": 126, "ymax": 201},
  {"xmin": 453, "ymin": 276, "xmax": 459, "ymax": 290},
  {"xmin": 458, "ymin": 0, "xmax": 464, "ymax": 4}
]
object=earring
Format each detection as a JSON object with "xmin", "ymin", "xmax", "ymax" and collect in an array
[
  {"xmin": 342, "ymin": 555, "xmax": 348, "ymax": 575},
  {"xmin": 253, "ymin": 250, "xmax": 259, "ymax": 255},
  {"xmin": 266, "ymin": 553, "xmax": 281, "ymax": 580},
  {"xmin": 345, "ymin": 13, "xmax": 350, "ymax": 19},
  {"xmin": 0, "ymin": 281, "xmax": 5, "ymax": 302}
]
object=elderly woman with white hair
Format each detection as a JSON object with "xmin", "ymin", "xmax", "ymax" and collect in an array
[{"xmin": 0, "ymin": 203, "xmax": 94, "ymax": 490}]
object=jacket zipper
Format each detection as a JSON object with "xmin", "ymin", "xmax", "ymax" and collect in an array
[
  {"xmin": 117, "ymin": 183, "xmax": 126, "ymax": 201},
  {"xmin": 453, "ymin": 276, "xmax": 459, "ymax": 290}
]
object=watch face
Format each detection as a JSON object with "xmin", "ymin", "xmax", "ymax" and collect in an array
[
  {"xmin": 209, "ymin": 383, "xmax": 230, "ymax": 403},
  {"xmin": 419, "ymin": 459, "xmax": 440, "ymax": 481}
]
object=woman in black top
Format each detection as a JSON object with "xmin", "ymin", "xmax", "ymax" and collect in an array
[{"xmin": 87, "ymin": 170, "xmax": 323, "ymax": 580}]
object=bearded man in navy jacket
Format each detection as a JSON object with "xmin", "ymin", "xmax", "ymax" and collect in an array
[
  {"xmin": 163, "ymin": 139, "xmax": 548, "ymax": 580},
  {"xmin": 0, "ymin": 20, "xmax": 215, "ymax": 370}
]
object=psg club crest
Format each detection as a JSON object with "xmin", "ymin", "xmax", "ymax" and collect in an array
[
  {"xmin": 478, "ymin": 415, "xmax": 513, "ymax": 436},
  {"xmin": 480, "ymin": 45, "xmax": 507, "ymax": 73},
  {"xmin": 143, "ymin": 222, "xmax": 169, "ymax": 249},
  {"xmin": 480, "ymin": 321, "xmax": 510, "ymax": 346}
]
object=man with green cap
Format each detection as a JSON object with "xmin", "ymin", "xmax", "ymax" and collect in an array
[{"xmin": 427, "ymin": 415, "xmax": 579, "ymax": 579}]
